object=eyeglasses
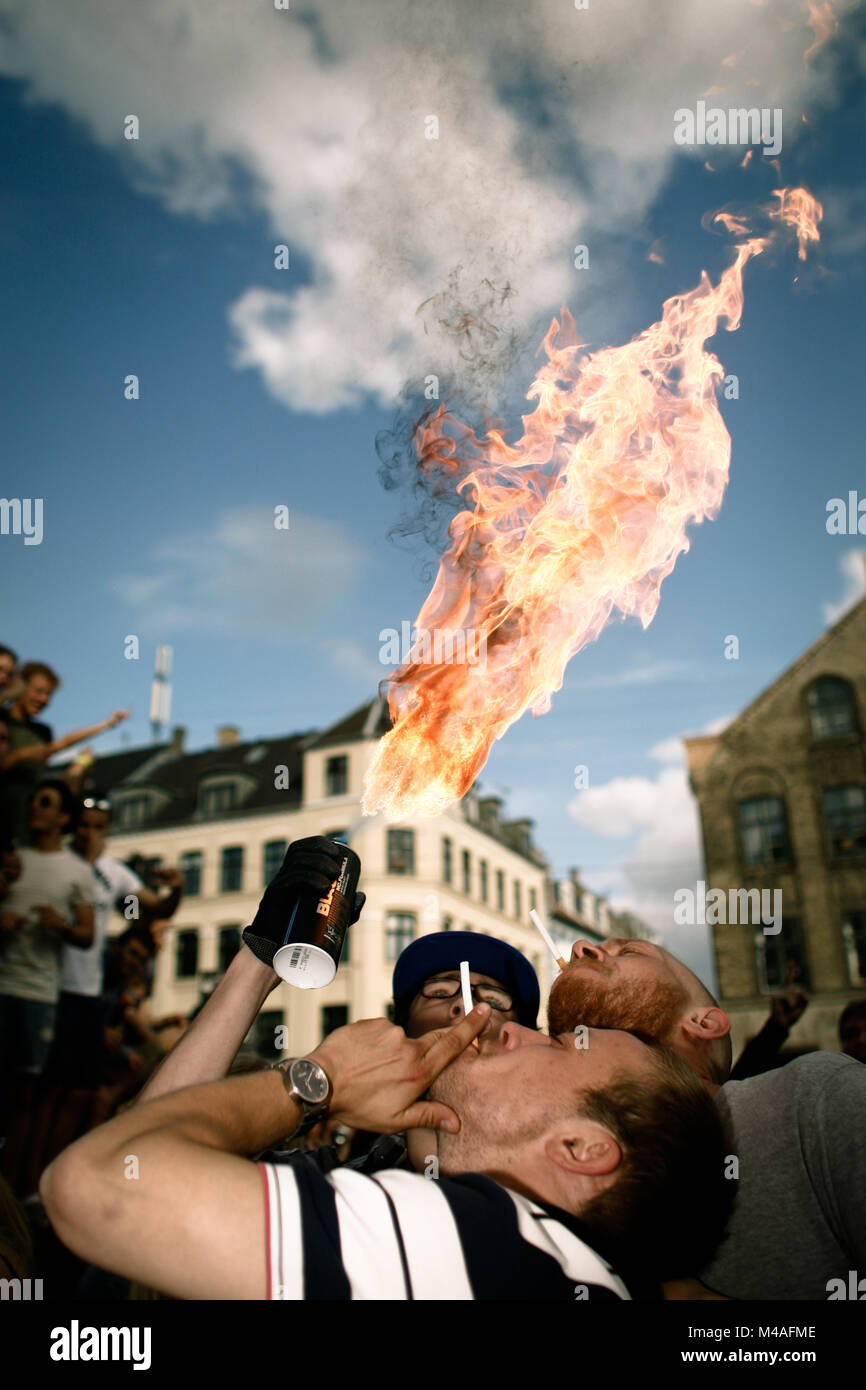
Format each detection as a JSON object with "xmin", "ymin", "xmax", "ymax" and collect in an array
[
  {"xmin": 418, "ymin": 978, "xmax": 513, "ymax": 1012},
  {"xmin": 82, "ymin": 798, "xmax": 111, "ymax": 812}
]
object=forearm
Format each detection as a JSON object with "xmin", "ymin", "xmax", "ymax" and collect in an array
[
  {"xmin": 152, "ymin": 885, "xmax": 182, "ymax": 918},
  {"xmin": 69, "ymin": 1071, "xmax": 300, "ymax": 1171},
  {"xmin": 62, "ymin": 763, "xmax": 88, "ymax": 794},
  {"xmin": 64, "ymin": 920, "xmax": 94, "ymax": 948},
  {"xmin": 729, "ymin": 1016, "xmax": 789, "ymax": 1081},
  {"xmin": 51, "ymin": 719, "xmax": 112, "ymax": 754},
  {"xmin": 137, "ymin": 946, "xmax": 279, "ymax": 1104}
]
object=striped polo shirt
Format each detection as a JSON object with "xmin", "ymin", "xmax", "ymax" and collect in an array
[{"xmin": 258, "ymin": 1161, "xmax": 631, "ymax": 1300}]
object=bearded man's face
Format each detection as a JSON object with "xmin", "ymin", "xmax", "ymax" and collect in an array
[{"xmin": 547, "ymin": 939, "xmax": 690, "ymax": 1042}]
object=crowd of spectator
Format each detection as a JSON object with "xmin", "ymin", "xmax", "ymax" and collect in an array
[{"xmin": 0, "ymin": 644, "xmax": 186, "ymax": 1280}]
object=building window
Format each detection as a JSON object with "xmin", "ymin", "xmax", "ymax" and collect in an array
[
  {"xmin": 479, "ymin": 859, "xmax": 488, "ymax": 902},
  {"xmin": 529, "ymin": 887, "xmax": 537, "ymax": 915},
  {"xmin": 441, "ymin": 915, "xmax": 453, "ymax": 931},
  {"xmin": 385, "ymin": 912, "xmax": 415, "ymax": 961},
  {"xmin": 513, "ymin": 880, "xmax": 522, "ymax": 920},
  {"xmin": 823, "ymin": 786, "xmax": 866, "ymax": 858},
  {"xmin": 263, "ymin": 839, "xmax": 287, "ymax": 886},
  {"xmin": 755, "ymin": 919, "xmax": 810, "ymax": 993},
  {"xmin": 321, "ymin": 1005, "xmax": 349, "ymax": 1039},
  {"xmin": 325, "ymin": 829, "xmax": 348, "ymax": 843},
  {"xmin": 738, "ymin": 797, "xmax": 792, "ymax": 869},
  {"xmin": 841, "ymin": 909, "xmax": 866, "ymax": 986},
  {"xmin": 462, "ymin": 849, "xmax": 472, "ymax": 895},
  {"xmin": 219, "ymin": 926, "xmax": 241, "ymax": 972},
  {"xmin": 442, "ymin": 836, "xmax": 453, "ymax": 884},
  {"xmin": 200, "ymin": 780, "xmax": 238, "ymax": 817},
  {"xmin": 385, "ymin": 1001, "xmax": 396, "ymax": 1023},
  {"xmin": 253, "ymin": 1010, "xmax": 283, "ymax": 1060},
  {"xmin": 807, "ymin": 677, "xmax": 858, "ymax": 740},
  {"xmin": 179, "ymin": 850, "xmax": 202, "ymax": 897},
  {"xmin": 325, "ymin": 755, "xmax": 348, "ymax": 796},
  {"xmin": 496, "ymin": 869, "xmax": 505, "ymax": 912},
  {"xmin": 115, "ymin": 794, "xmax": 150, "ymax": 831},
  {"xmin": 175, "ymin": 929, "xmax": 199, "ymax": 979},
  {"xmin": 387, "ymin": 828, "xmax": 415, "ymax": 875},
  {"xmin": 220, "ymin": 846, "xmax": 244, "ymax": 892}
]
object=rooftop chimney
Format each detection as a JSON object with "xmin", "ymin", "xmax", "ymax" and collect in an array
[
  {"xmin": 170, "ymin": 725, "xmax": 186, "ymax": 753},
  {"xmin": 217, "ymin": 725, "xmax": 240, "ymax": 748},
  {"xmin": 478, "ymin": 796, "xmax": 503, "ymax": 832},
  {"xmin": 503, "ymin": 817, "xmax": 534, "ymax": 855}
]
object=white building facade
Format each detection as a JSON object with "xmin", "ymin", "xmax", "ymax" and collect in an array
[{"xmin": 95, "ymin": 698, "xmax": 562, "ymax": 1061}]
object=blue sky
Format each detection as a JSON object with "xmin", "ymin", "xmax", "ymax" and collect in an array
[{"xmin": 1, "ymin": 0, "xmax": 864, "ymax": 985}]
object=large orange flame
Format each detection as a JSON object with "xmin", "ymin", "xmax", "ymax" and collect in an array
[{"xmin": 362, "ymin": 189, "xmax": 822, "ymax": 820}]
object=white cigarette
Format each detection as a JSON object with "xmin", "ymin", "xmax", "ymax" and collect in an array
[
  {"xmin": 530, "ymin": 909, "xmax": 568, "ymax": 972},
  {"xmin": 459, "ymin": 959, "xmax": 479, "ymax": 1049}
]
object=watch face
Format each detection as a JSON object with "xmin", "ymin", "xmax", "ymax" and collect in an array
[{"xmin": 291, "ymin": 1058, "xmax": 329, "ymax": 1105}]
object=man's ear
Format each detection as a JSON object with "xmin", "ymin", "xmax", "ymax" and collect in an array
[
  {"xmin": 679, "ymin": 1006, "xmax": 730, "ymax": 1046},
  {"xmin": 544, "ymin": 1123, "xmax": 622, "ymax": 1178}
]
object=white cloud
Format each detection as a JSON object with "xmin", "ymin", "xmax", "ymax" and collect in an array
[
  {"xmin": 647, "ymin": 735, "xmax": 686, "ymax": 764},
  {"xmin": 567, "ymin": 754, "xmax": 711, "ymax": 980},
  {"xmin": 0, "ymin": 0, "xmax": 843, "ymax": 413},
  {"xmin": 113, "ymin": 504, "xmax": 367, "ymax": 638},
  {"xmin": 823, "ymin": 549, "xmax": 866, "ymax": 625},
  {"xmin": 648, "ymin": 712, "xmax": 733, "ymax": 766}
]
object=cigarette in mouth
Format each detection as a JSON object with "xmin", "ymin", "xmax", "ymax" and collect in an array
[
  {"xmin": 529, "ymin": 909, "xmax": 568, "ymax": 972},
  {"xmin": 459, "ymin": 959, "xmax": 480, "ymax": 1049}
]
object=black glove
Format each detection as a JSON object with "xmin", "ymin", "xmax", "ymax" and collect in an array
[{"xmin": 242, "ymin": 836, "xmax": 365, "ymax": 968}]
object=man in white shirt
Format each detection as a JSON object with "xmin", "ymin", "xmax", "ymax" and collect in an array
[
  {"xmin": 34, "ymin": 797, "xmax": 184, "ymax": 1173},
  {"xmin": 0, "ymin": 780, "xmax": 94, "ymax": 1193}
]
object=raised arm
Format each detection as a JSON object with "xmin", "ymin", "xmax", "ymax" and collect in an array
[
  {"xmin": 4, "ymin": 710, "xmax": 129, "ymax": 767},
  {"xmin": 138, "ymin": 837, "xmax": 365, "ymax": 1103},
  {"xmin": 135, "ymin": 945, "xmax": 281, "ymax": 1103},
  {"xmin": 134, "ymin": 866, "xmax": 184, "ymax": 920}
]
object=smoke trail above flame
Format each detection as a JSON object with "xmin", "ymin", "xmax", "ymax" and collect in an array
[{"xmin": 362, "ymin": 189, "xmax": 822, "ymax": 820}]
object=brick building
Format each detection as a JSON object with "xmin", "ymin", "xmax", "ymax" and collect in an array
[{"xmin": 685, "ymin": 595, "xmax": 866, "ymax": 1056}]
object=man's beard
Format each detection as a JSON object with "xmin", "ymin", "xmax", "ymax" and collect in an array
[{"xmin": 547, "ymin": 970, "xmax": 687, "ymax": 1042}]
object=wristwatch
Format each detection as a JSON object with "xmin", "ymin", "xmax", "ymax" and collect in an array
[{"xmin": 271, "ymin": 1056, "xmax": 331, "ymax": 1136}]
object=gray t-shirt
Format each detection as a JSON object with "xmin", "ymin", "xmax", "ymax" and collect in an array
[
  {"xmin": 703, "ymin": 1052, "xmax": 866, "ymax": 1300},
  {"xmin": 0, "ymin": 846, "xmax": 95, "ymax": 1004}
]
